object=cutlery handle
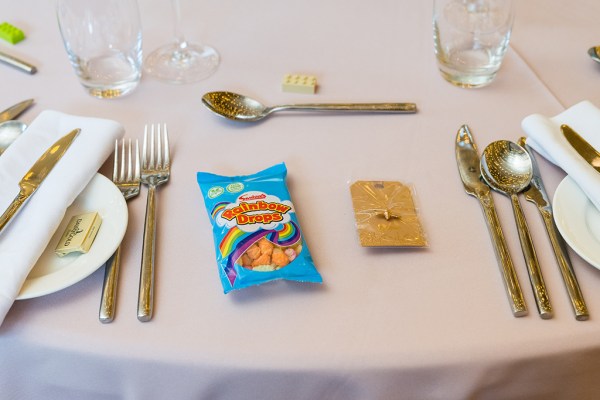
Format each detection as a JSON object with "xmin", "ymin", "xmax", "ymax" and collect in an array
[
  {"xmin": 276, "ymin": 103, "xmax": 417, "ymax": 113},
  {"xmin": 511, "ymin": 194, "xmax": 552, "ymax": 319},
  {"xmin": 540, "ymin": 208, "xmax": 589, "ymax": 320},
  {"xmin": 138, "ymin": 185, "xmax": 157, "ymax": 322},
  {"xmin": 99, "ymin": 248, "xmax": 121, "ymax": 323},
  {"xmin": 478, "ymin": 192, "xmax": 528, "ymax": 317},
  {"xmin": 0, "ymin": 190, "xmax": 28, "ymax": 235},
  {"xmin": 0, "ymin": 51, "xmax": 37, "ymax": 74}
]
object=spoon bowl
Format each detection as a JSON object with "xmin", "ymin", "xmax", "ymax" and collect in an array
[
  {"xmin": 480, "ymin": 140, "xmax": 553, "ymax": 319},
  {"xmin": 588, "ymin": 46, "xmax": 600, "ymax": 63},
  {"xmin": 202, "ymin": 91, "xmax": 270, "ymax": 122},
  {"xmin": 0, "ymin": 120, "xmax": 27, "ymax": 155},
  {"xmin": 480, "ymin": 140, "xmax": 532, "ymax": 194},
  {"xmin": 201, "ymin": 91, "xmax": 417, "ymax": 122}
]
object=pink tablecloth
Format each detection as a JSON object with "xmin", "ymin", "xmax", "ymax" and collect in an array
[{"xmin": 2, "ymin": 1, "xmax": 600, "ymax": 399}]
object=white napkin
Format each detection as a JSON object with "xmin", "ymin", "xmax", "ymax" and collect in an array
[
  {"xmin": 0, "ymin": 110, "xmax": 123, "ymax": 326},
  {"xmin": 522, "ymin": 100, "xmax": 600, "ymax": 211}
]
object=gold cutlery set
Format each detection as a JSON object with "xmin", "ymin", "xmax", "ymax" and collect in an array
[
  {"xmin": 2, "ymin": 94, "xmax": 599, "ymax": 323},
  {"xmin": 456, "ymin": 124, "xmax": 590, "ymax": 320}
]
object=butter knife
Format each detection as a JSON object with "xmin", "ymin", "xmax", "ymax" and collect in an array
[
  {"xmin": 455, "ymin": 125, "xmax": 527, "ymax": 316},
  {"xmin": 0, "ymin": 99, "xmax": 34, "ymax": 123},
  {"xmin": 519, "ymin": 136, "xmax": 588, "ymax": 321},
  {"xmin": 0, "ymin": 128, "xmax": 80, "ymax": 235}
]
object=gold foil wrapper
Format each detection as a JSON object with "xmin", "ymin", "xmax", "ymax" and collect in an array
[
  {"xmin": 350, "ymin": 181, "xmax": 427, "ymax": 247},
  {"xmin": 55, "ymin": 212, "xmax": 102, "ymax": 257}
]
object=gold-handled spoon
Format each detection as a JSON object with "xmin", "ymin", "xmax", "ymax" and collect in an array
[
  {"xmin": 480, "ymin": 140, "xmax": 553, "ymax": 319},
  {"xmin": 201, "ymin": 91, "xmax": 417, "ymax": 122}
]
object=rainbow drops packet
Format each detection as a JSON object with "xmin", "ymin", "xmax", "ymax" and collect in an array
[{"xmin": 196, "ymin": 163, "xmax": 322, "ymax": 293}]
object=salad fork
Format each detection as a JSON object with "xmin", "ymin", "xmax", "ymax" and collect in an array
[
  {"xmin": 100, "ymin": 139, "xmax": 141, "ymax": 323},
  {"xmin": 138, "ymin": 124, "xmax": 170, "ymax": 322}
]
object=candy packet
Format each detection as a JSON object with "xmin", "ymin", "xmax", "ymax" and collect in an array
[{"xmin": 197, "ymin": 163, "xmax": 322, "ymax": 293}]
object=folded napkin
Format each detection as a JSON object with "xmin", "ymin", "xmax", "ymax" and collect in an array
[
  {"xmin": 522, "ymin": 100, "xmax": 600, "ymax": 211},
  {"xmin": 0, "ymin": 110, "xmax": 123, "ymax": 327}
]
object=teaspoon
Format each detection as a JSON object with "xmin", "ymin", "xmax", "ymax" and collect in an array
[
  {"xmin": 0, "ymin": 120, "xmax": 27, "ymax": 155},
  {"xmin": 201, "ymin": 91, "xmax": 417, "ymax": 122},
  {"xmin": 480, "ymin": 140, "xmax": 552, "ymax": 319},
  {"xmin": 588, "ymin": 46, "xmax": 600, "ymax": 63}
]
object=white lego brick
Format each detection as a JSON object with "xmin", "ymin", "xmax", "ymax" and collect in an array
[{"xmin": 282, "ymin": 74, "xmax": 317, "ymax": 94}]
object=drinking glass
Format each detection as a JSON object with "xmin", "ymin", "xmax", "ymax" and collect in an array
[
  {"xmin": 144, "ymin": 0, "xmax": 219, "ymax": 84},
  {"xmin": 433, "ymin": 0, "xmax": 515, "ymax": 88},
  {"xmin": 57, "ymin": 0, "xmax": 143, "ymax": 98}
]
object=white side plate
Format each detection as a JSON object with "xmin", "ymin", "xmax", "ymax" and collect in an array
[
  {"xmin": 553, "ymin": 176, "xmax": 600, "ymax": 269},
  {"xmin": 17, "ymin": 174, "xmax": 127, "ymax": 299}
]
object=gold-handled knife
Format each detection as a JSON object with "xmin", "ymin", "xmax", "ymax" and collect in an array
[
  {"xmin": 519, "ymin": 136, "xmax": 588, "ymax": 320},
  {"xmin": 0, "ymin": 99, "xmax": 34, "ymax": 123},
  {"xmin": 561, "ymin": 124, "xmax": 600, "ymax": 171},
  {"xmin": 455, "ymin": 125, "xmax": 527, "ymax": 317},
  {"xmin": 0, "ymin": 128, "xmax": 80, "ymax": 235}
]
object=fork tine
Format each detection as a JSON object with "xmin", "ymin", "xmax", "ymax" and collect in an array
[
  {"xmin": 126, "ymin": 139, "xmax": 133, "ymax": 182},
  {"xmin": 143, "ymin": 125, "xmax": 148, "ymax": 169},
  {"xmin": 112, "ymin": 140, "xmax": 118, "ymax": 182},
  {"xmin": 134, "ymin": 139, "xmax": 140, "ymax": 181},
  {"xmin": 150, "ymin": 124, "xmax": 156, "ymax": 169},
  {"xmin": 156, "ymin": 124, "xmax": 162, "ymax": 168},
  {"xmin": 163, "ymin": 124, "xmax": 170, "ymax": 168}
]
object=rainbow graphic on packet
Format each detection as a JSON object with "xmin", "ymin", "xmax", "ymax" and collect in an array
[
  {"xmin": 210, "ymin": 201, "xmax": 230, "ymax": 219},
  {"xmin": 197, "ymin": 163, "xmax": 322, "ymax": 293}
]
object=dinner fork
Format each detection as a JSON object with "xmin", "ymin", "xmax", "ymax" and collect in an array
[
  {"xmin": 99, "ymin": 139, "xmax": 141, "ymax": 323},
  {"xmin": 138, "ymin": 124, "xmax": 170, "ymax": 322}
]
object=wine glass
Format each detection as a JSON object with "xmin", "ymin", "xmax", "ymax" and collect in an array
[{"xmin": 144, "ymin": 0, "xmax": 219, "ymax": 84}]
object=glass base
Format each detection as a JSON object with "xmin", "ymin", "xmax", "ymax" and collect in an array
[
  {"xmin": 83, "ymin": 80, "xmax": 140, "ymax": 99},
  {"xmin": 437, "ymin": 64, "xmax": 498, "ymax": 89},
  {"xmin": 144, "ymin": 42, "xmax": 219, "ymax": 84}
]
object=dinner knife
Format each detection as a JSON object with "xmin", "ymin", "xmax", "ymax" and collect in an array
[
  {"xmin": 455, "ymin": 125, "xmax": 527, "ymax": 317},
  {"xmin": 561, "ymin": 124, "xmax": 600, "ymax": 172},
  {"xmin": 0, "ymin": 128, "xmax": 80, "ymax": 235},
  {"xmin": 0, "ymin": 99, "xmax": 34, "ymax": 123},
  {"xmin": 518, "ymin": 136, "xmax": 589, "ymax": 321}
]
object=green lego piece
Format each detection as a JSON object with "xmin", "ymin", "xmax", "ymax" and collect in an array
[{"xmin": 0, "ymin": 22, "xmax": 25, "ymax": 44}]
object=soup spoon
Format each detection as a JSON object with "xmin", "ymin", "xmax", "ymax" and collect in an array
[
  {"xmin": 201, "ymin": 91, "xmax": 417, "ymax": 122},
  {"xmin": 0, "ymin": 120, "xmax": 27, "ymax": 155},
  {"xmin": 480, "ymin": 140, "xmax": 552, "ymax": 319}
]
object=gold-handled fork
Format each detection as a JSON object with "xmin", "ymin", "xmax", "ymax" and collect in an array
[
  {"xmin": 99, "ymin": 139, "xmax": 141, "ymax": 323},
  {"xmin": 138, "ymin": 124, "xmax": 170, "ymax": 322}
]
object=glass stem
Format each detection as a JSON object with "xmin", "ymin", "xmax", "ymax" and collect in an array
[{"xmin": 171, "ymin": 0, "xmax": 188, "ymax": 50}]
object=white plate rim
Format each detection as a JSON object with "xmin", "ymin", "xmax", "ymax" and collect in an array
[
  {"xmin": 16, "ymin": 173, "xmax": 127, "ymax": 299},
  {"xmin": 553, "ymin": 176, "xmax": 600, "ymax": 269}
]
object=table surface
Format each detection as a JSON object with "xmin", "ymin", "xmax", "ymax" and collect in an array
[{"xmin": 3, "ymin": 1, "xmax": 600, "ymax": 399}]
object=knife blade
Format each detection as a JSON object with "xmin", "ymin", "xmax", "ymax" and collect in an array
[
  {"xmin": 518, "ymin": 137, "xmax": 588, "ymax": 320},
  {"xmin": 0, "ymin": 99, "xmax": 34, "ymax": 123},
  {"xmin": 0, "ymin": 128, "xmax": 80, "ymax": 235},
  {"xmin": 456, "ymin": 125, "xmax": 527, "ymax": 317},
  {"xmin": 561, "ymin": 124, "xmax": 600, "ymax": 172}
]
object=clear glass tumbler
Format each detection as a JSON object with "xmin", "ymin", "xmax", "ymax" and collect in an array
[
  {"xmin": 57, "ymin": 0, "xmax": 143, "ymax": 98},
  {"xmin": 433, "ymin": 0, "xmax": 515, "ymax": 88}
]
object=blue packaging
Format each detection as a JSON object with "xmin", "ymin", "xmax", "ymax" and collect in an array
[{"xmin": 197, "ymin": 163, "xmax": 322, "ymax": 293}]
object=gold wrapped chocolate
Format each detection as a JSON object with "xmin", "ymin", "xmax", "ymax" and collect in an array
[
  {"xmin": 55, "ymin": 212, "xmax": 102, "ymax": 257},
  {"xmin": 350, "ymin": 181, "xmax": 428, "ymax": 247}
]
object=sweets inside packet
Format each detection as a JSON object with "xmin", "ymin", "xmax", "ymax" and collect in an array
[{"xmin": 197, "ymin": 163, "xmax": 322, "ymax": 293}]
